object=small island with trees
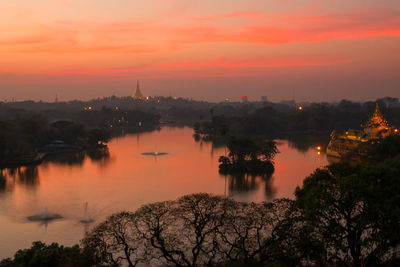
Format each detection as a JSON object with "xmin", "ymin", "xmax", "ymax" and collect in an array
[{"xmin": 218, "ymin": 137, "xmax": 278, "ymax": 176}]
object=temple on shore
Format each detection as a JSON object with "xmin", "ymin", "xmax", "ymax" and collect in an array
[
  {"xmin": 326, "ymin": 103, "xmax": 398, "ymax": 159},
  {"xmin": 132, "ymin": 80, "xmax": 144, "ymax": 100}
]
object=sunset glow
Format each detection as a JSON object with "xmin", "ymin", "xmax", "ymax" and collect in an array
[{"xmin": 1, "ymin": 0, "xmax": 399, "ymax": 101}]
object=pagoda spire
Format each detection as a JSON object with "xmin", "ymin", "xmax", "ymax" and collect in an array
[
  {"xmin": 132, "ymin": 80, "xmax": 144, "ymax": 99},
  {"xmin": 363, "ymin": 102, "xmax": 389, "ymax": 129}
]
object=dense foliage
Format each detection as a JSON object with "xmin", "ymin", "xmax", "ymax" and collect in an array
[
  {"xmin": 0, "ymin": 242, "xmax": 98, "ymax": 267},
  {"xmin": 370, "ymin": 134, "xmax": 400, "ymax": 161},
  {"xmin": 296, "ymin": 162, "xmax": 400, "ymax": 266}
]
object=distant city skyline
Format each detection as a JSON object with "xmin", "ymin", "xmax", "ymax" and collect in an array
[{"xmin": 1, "ymin": 0, "xmax": 400, "ymax": 102}]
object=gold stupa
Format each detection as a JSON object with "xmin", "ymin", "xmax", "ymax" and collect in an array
[{"xmin": 326, "ymin": 103, "xmax": 398, "ymax": 159}]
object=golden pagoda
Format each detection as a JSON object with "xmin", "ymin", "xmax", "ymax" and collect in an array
[
  {"xmin": 132, "ymin": 80, "xmax": 145, "ymax": 100},
  {"xmin": 326, "ymin": 103, "xmax": 398, "ymax": 159},
  {"xmin": 362, "ymin": 103, "xmax": 391, "ymax": 138}
]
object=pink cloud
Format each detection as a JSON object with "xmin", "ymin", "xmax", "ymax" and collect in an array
[{"xmin": 1, "ymin": 9, "xmax": 398, "ymax": 55}]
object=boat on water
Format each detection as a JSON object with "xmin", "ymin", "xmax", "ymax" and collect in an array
[{"xmin": 326, "ymin": 103, "xmax": 399, "ymax": 159}]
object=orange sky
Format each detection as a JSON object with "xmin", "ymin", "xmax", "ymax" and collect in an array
[{"xmin": 1, "ymin": 0, "xmax": 400, "ymax": 102}]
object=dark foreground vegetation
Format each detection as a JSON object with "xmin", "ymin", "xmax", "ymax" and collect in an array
[{"xmin": 0, "ymin": 242, "xmax": 97, "ymax": 267}]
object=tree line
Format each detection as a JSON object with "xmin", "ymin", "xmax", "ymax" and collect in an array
[
  {"xmin": 0, "ymin": 106, "xmax": 161, "ymax": 163},
  {"xmin": 194, "ymin": 99, "xmax": 400, "ymax": 140}
]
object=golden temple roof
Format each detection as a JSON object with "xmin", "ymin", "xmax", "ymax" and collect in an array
[{"xmin": 363, "ymin": 103, "xmax": 389, "ymax": 129}]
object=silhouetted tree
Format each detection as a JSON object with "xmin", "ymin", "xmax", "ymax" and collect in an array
[
  {"xmin": 295, "ymin": 162, "xmax": 400, "ymax": 266},
  {"xmin": 83, "ymin": 212, "xmax": 143, "ymax": 267}
]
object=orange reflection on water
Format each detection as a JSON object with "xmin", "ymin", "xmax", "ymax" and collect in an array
[{"xmin": 273, "ymin": 140, "xmax": 328, "ymax": 198}]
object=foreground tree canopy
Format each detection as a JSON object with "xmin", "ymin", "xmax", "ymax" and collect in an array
[
  {"xmin": 296, "ymin": 162, "xmax": 400, "ymax": 267},
  {"xmin": 83, "ymin": 194, "xmax": 299, "ymax": 266}
]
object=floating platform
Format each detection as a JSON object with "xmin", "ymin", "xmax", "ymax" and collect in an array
[{"xmin": 141, "ymin": 152, "xmax": 168, "ymax": 156}]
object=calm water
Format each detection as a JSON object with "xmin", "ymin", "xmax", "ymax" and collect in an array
[{"xmin": 0, "ymin": 127, "xmax": 327, "ymax": 259}]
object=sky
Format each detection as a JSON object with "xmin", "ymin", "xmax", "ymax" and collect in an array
[{"xmin": 0, "ymin": 0, "xmax": 400, "ymax": 102}]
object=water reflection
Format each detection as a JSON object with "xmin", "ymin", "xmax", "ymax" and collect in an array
[
  {"xmin": 222, "ymin": 173, "xmax": 276, "ymax": 200},
  {"xmin": 0, "ymin": 171, "xmax": 6, "ymax": 191},
  {"xmin": 44, "ymin": 152, "xmax": 86, "ymax": 166},
  {"xmin": 0, "ymin": 165, "xmax": 40, "ymax": 191},
  {"xmin": 44, "ymin": 148, "xmax": 110, "ymax": 167},
  {"xmin": 0, "ymin": 147, "xmax": 110, "ymax": 192},
  {"xmin": 285, "ymin": 134, "xmax": 329, "ymax": 153}
]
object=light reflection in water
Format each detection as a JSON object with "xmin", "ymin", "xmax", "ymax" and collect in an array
[{"xmin": 0, "ymin": 127, "xmax": 328, "ymax": 259}]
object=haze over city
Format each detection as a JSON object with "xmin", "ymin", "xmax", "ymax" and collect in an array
[{"xmin": 1, "ymin": 0, "xmax": 400, "ymax": 102}]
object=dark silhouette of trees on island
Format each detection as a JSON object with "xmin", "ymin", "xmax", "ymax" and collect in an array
[{"xmin": 219, "ymin": 137, "xmax": 278, "ymax": 176}]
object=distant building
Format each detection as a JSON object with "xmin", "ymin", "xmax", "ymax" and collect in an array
[
  {"xmin": 241, "ymin": 95, "xmax": 248, "ymax": 103},
  {"xmin": 261, "ymin": 96, "xmax": 268, "ymax": 102},
  {"xmin": 132, "ymin": 80, "xmax": 145, "ymax": 100},
  {"xmin": 54, "ymin": 94, "xmax": 59, "ymax": 103}
]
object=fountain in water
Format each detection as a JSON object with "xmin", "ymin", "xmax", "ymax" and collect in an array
[
  {"xmin": 80, "ymin": 202, "xmax": 94, "ymax": 224},
  {"xmin": 27, "ymin": 207, "xmax": 62, "ymax": 221},
  {"xmin": 141, "ymin": 145, "xmax": 168, "ymax": 156}
]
